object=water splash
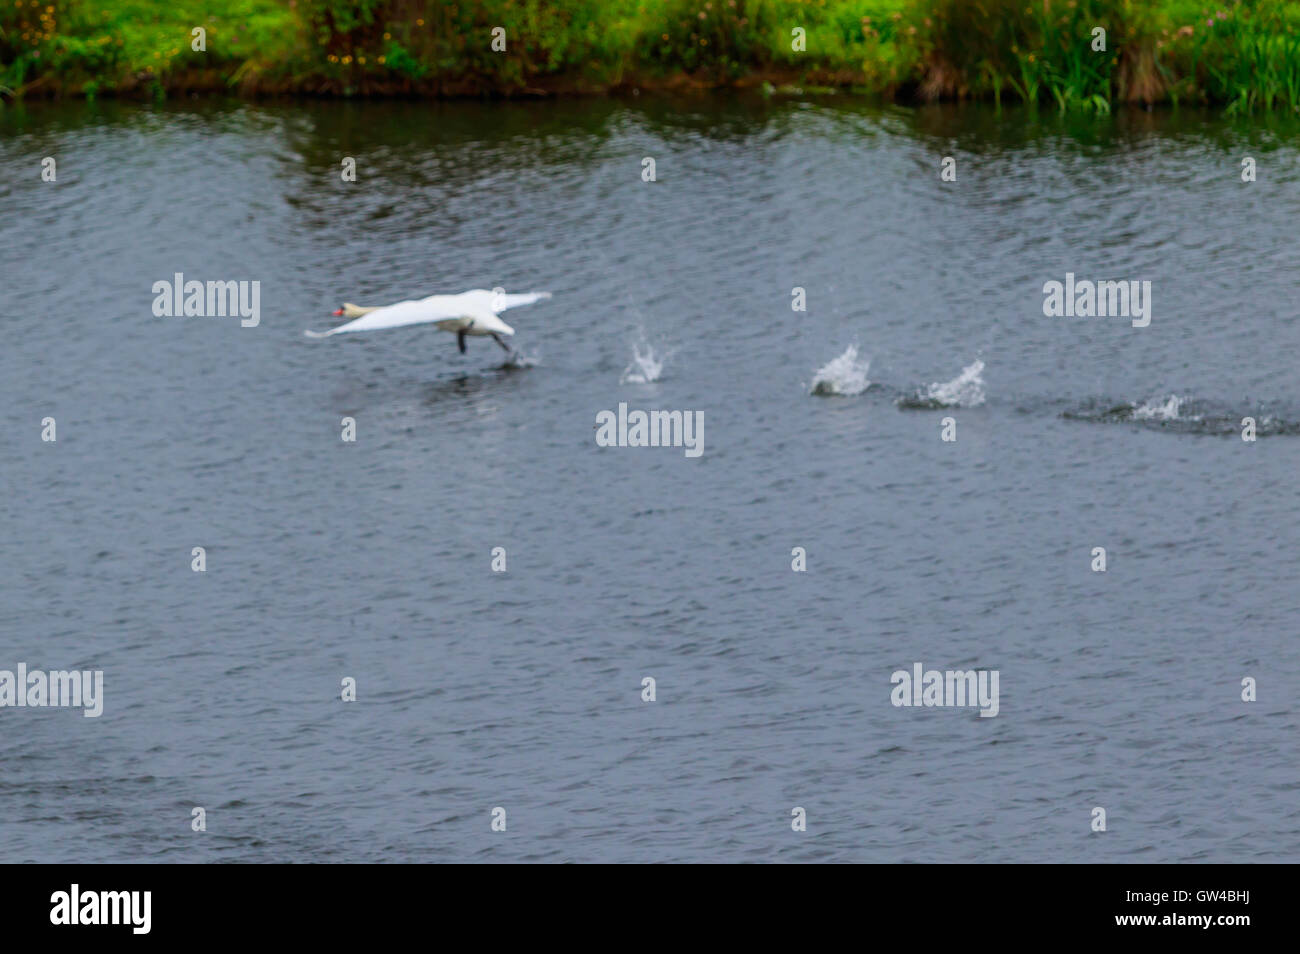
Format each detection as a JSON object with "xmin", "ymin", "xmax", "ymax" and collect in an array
[
  {"xmin": 1132, "ymin": 394, "xmax": 1184, "ymax": 420},
  {"xmin": 497, "ymin": 347, "xmax": 538, "ymax": 370},
  {"xmin": 620, "ymin": 334, "xmax": 669, "ymax": 384},
  {"xmin": 897, "ymin": 359, "xmax": 986, "ymax": 408},
  {"xmin": 1061, "ymin": 396, "xmax": 1300, "ymax": 436},
  {"xmin": 809, "ymin": 344, "xmax": 871, "ymax": 396}
]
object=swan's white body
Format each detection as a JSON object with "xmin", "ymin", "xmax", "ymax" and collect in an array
[{"xmin": 306, "ymin": 289, "xmax": 551, "ymax": 352}]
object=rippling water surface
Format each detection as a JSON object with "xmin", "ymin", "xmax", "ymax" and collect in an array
[{"xmin": 2, "ymin": 96, "xmax": 1297, "ymax": 862}]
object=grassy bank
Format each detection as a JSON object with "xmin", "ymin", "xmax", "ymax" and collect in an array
[{"xmin": 3, "ymin": 1, "xmax": 1300, "ymax": 111}]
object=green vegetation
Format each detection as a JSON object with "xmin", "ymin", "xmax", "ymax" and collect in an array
[
  {"xmin": 0, "ymin": 0, "xmax": 299, "ymax": 97},
  {"xmin": 3, "ymin": 0, "xmax": 1299, "ymax": 110},
  {"xmin": 901, "ymin": 0, "xmax": 1300, "ymax": 113}
]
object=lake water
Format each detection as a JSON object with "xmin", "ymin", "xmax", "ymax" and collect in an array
[{"xmin": 2, "ymin": 95, "xmax": 1297, "ymax": 862}]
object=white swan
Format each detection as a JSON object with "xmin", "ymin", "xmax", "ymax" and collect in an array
[{"xmin": 306, "ymin": 289, "xmax": 552, "ymax": 353}]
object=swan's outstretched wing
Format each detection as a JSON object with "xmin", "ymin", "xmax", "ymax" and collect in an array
[
  {"xmin": 496, "ymin": 291, "xmax": 552, "ymax": 312},
  {"xmin": 305, "ymin": 296, "xmax": 466, "ymax": 338},
  {"xmin": 456, "ymin": 289, "xmax": 553, "ymax": 314},
  {"xmin": 305, "ymin": 290, "xmax": 553, "ymax": 337}
]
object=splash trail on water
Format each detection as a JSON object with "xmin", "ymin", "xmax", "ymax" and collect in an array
[
  {"xmin": 896, "ymin": 359, "xmax": 987, "ymax": 409},
  {"xmin": 620, "ymin": 333, "xmax": 670, "ymax": 384},
  {"xmin": 809, "ymin": 344, "xmax": 871, "ymax": 396},
  {"xmin": 1060, "ymin": 395, "xmax": 1300, "ymax": 436}
]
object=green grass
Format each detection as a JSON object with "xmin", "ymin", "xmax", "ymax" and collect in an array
[
  {"xmin": 1159, "ymin": 1, "xmax": 1300, "ymax": 112},
  {"xmin": 3, "ymin": 0, "xmax": 1299, "ymax": 110},
  {"xmin": 1, "ymin": 0, "xmax": 301, "ymax": 95}
]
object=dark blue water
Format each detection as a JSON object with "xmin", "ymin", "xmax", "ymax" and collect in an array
[{"xmin": 2, "ymin": 97, "xmax": 1297, "ymax": 862}]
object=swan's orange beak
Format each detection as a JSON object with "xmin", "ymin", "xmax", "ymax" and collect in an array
[{"xmin": 332, "ymin": 308, "xmax": 344, "ymax": 316}]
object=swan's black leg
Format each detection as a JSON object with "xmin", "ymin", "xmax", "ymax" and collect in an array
[
  {"xmin": 491, "ymin": 333, "xmax": 511, "ymax": 353},
  {"xmin": 457, "ymin": 330, "xmax": 467, "ymax": 354}
]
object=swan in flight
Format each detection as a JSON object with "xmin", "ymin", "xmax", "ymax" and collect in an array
[{"xmin": 306, "ymin": 289, "xmax": 552, "ymax": 353}]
